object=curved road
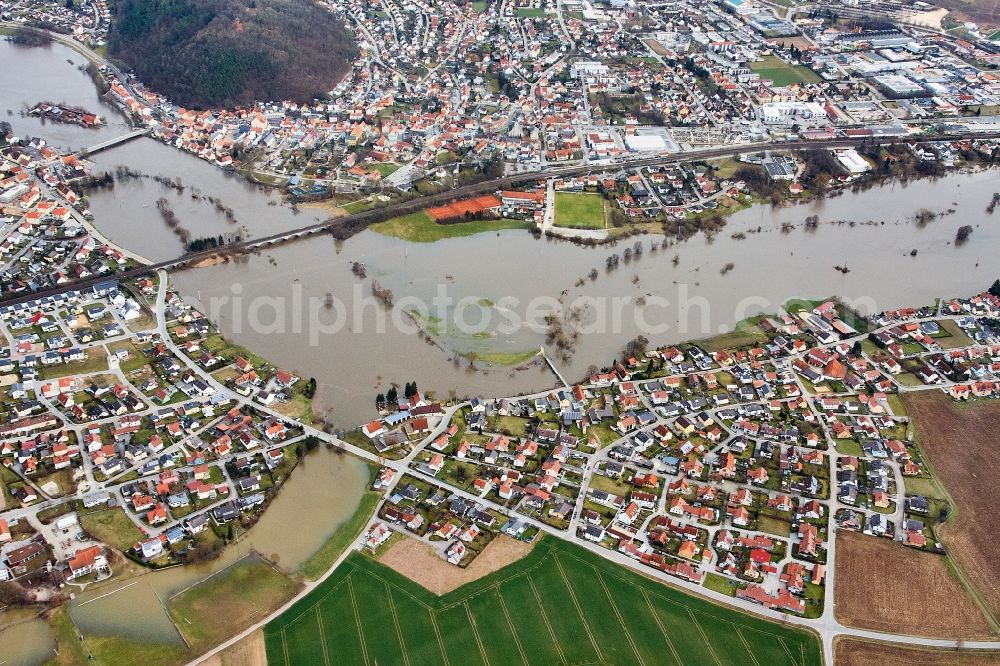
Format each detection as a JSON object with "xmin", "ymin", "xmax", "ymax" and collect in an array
[
  {"xmin": 184, "ymin": 293, "xmax": 1000, "ymax": 666},
  {"xmin": 8, "ymin": 17, "xmax": 1000, "ymax": 666}
]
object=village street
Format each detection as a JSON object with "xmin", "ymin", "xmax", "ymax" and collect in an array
[{"xmin": 2, "ymin": 268, "xmax": 997, "ymax": 666}]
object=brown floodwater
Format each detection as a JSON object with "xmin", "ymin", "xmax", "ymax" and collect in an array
[
  {"xmin": 4, "ymin": 35, "xmax": 1000, "ymax": 657},
  {"xmin": 166, "ymin": 168, "xmax": 1000, "ymax": 427},
  {"xmin": 67, "ymin": 448, "xmax": 368, "ymax": 646},
  {"xmin": 0, "ymin": 41, "xmax": 133, "ymax": 151},
  {"xmin": 0, "ymin": 608, "xmax": 55, "ymax": 665},
  {"xmin": 85, "ymin": 138, "xmax": 316, "ymax": 262}
]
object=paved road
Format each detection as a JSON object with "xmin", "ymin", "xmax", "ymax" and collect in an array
[
  {"xmin": 7, "ymin": 25, "xmax": 1000, "ymax": 663},
  {"xmin": 6, "ymin": 274, "xmax": 983, "ymax": 666}
]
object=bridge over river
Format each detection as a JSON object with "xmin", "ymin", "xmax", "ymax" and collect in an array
[{"xmin": 81, "ymin": 128, "xmax": 150, "ymax": 155}]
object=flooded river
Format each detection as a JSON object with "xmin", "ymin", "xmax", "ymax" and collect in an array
[
  {"xmin": 0, "ymin": 608, "xmax": 56, "ymax": 666},
  {"xmin": 4, "ymin": 40, "xmax": 1000, "ymax": 432},
  {"xmin": 84, "ymin": 138, "xmax": 316, "ymax": 262},
  {"xmin": 0, "ymin": 40, "xmax": 132, "ymax": 151},
  {"xmin": 0, "ymin": 446, "xmax": 370, "ymax": 659},
  {"xmin": 170, "ymin": 168, "xmax": 1000, "ymax": 426},
  {"xmin": 2, "ymin": 35, "xmax": 1000, "ymax": 659},
  {"xmin": 67, "ymin": 448, "xmax": 369, "ymax": 646}
]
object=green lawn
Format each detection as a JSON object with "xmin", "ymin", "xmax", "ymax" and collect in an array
[
  {"xmin": 371, "ymin": 210, "xmax": 533, "ymax": 243},
  {"xmin": 699, "ymin": 316, "xmax": 768, "ymax": 352},
  {"xmin": 464, "ymin": 350, "xmax": 539, "ymax": 367},
  {"xmin": 886, "ymin": 393, "xmax": 907, "ymax": 417},
  {"xmin": 860, "ymin": 339, "xmax": 883, "ymax": 357},
  {"xmin": 554, "ymin": 192, "xmax": 607, "ymax": 230},
  {"xmin": 168, "ymin": 555, "xmax": 300, "ymax": 653},
  {"xmin": 588, "ymin": 421, "xmax": 621, "ymax": 448},
  {"xmin": 935, "ymin": 319, "xmax": 974, "ymax": 349},
  {"xmin": 757, "ymin": 515, "xmax": 792, "ymax": 537},
  {"xmin": 107, "ymin": 340, "xmax": 151, "ymax": 373},
  {"xmin": 895, "ymin": 373, "xmax": 924, "ymax": 388},
  {"xmin": 750, "ymin": 56, "xmax": 821, "ymax": 86},
  {"xmin": 1, "ymin": 464, "xmax": 24, "ymax": 506},
  {"xmin": 47, "ymin": 606, "xmax": 92, "ymax": 666},
  {"xmin": 903, "ymin": 474, "xmax": 948, "ymax": 501},
  {"xmin": 704, "ymin": 572, "xmax": 740, "ymax": 597},
  {"xmin": 264, "ymin": 537, "xmax": 822, "ymax": 666},
  {"xmin": 587, "ymin": 473, "xmax": 632, "ymax": 497},
  {"xmin": 783, "ymin": 297, "xmax": 827, "ymax": 315},
  {"xmin": 836, "ymin": 440, "xmax": 864, "ymax": 457},
  {"xmin": 516, "ymin": 7, "xmax": 548, "ymax": 16},
  {"xmin": 83, "ymin": 634, "xmax": 186, "ymax": 666},
  {"xmin": 712, "ymin": 157, "xmax": 742, "ymax": 179},
  {"xmin": 37, "ymin": 501, "xmax": 76, "ymax": 525},
  {"xmin": 199, "ymin": 333, "xmax": 273, "ymax": 371},
  {"xmin": 489, "ymin": 415, "xmax": 533, "ymax": 437},
  {"xmin": 38, "ymin": 348, "xmax": 109, "ymax": 380},
  {"xmin": 369, "ymin": 162, "xmax": 400, "ymax": 177},
  {"xmin": 271, "ymin": 391, "xmax": 317, "ymax": 426},
  {"xmin": 78, "ymin": 507, "xmax": 144, "ymax": 553},
  {"xmin": 340, "ymin": 198, "xmax": 381, "ymax": 214}
]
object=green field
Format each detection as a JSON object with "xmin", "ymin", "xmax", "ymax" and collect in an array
[
  {"xmin": 750, "ymin": 56, "xmax": 821, "ymax": 87},
  {"xmin": 369, "ymin": 162, "xmax": 400, "ymax": 177},
  {"xmin": 554, "ymin": 192, "xmax": 607, "ymax": 229},
  {"xmin": 38, "ymin": 348, "xmax": 109, "ymax": 379},
  {"xmin": 699, "ymin": 315, "xmax": 769, "ymax": 352},
  {"xmin": 463, "ymin": 349, "xmax": 539, "ymax": 367},
  {"xmin": 169, "ymin": 555, "xmax": 300, "ymax": 653},
  {"xmin": 783, "ymin": 297, "xmax": 827, "ymax": 315},
  {"xmin": 935, "ymin": 318, "xmax": 974, "ymax": 349},
  {"xmin": 264, "ymin": 538, "xmax": 821, "ymax": 666},
  {"xmin": 78, "ymin": 507, "xmax": 144, "ymax": 553},
  {"xmin": 516, "ymin": 7, "xmax": 548, "ymax": 16},
  {"xmin": 371, "ymin": 210, "xmax": 533, "ymax": 243},
  {"xmin": 340, "ymin": 197, "xmax": 382, "ymax": 214},
  {"xmin": 713, "ymin": 157, "xmax": 743, "ymax": 179}
]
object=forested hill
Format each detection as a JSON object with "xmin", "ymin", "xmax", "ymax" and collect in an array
[{"xmin": 107, "ymin": 0, "xmax": 356, "ymax": 109}]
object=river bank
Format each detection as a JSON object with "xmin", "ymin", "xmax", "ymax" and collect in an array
[
  {"xmin": 0, "ymin": 40, "xmax": 131, "ymax": 151},
  {"xmin": 0, "ymin": 434, "xmax": 374, "ymax": 666}
]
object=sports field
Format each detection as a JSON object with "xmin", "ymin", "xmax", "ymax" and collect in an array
[
  {"xmin": 264, "ymin": 537, "xmax": 822, "ymax": 666},
  {"xmin": 371, "ymin": 210, "xmax": 532, "ymax": 242},
  {"xmin": 553, "ymin": 192, "xmax": 607, "ymax": 229},
  {"xmin": 750, "ymin": 56, "xmax": 821, "ymax": 86}
]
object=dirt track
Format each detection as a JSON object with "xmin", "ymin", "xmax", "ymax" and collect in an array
[
  {"xmin": 836, "ymin": 637, "xmax": 1000, "ymax": 666},
  {"xmin": 196, "ymin": 629, "xmax": 266, "ymax": 666},
  {"xmin": 379, "ymin": 534, "xmax": 534, "ymax": 595}
]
